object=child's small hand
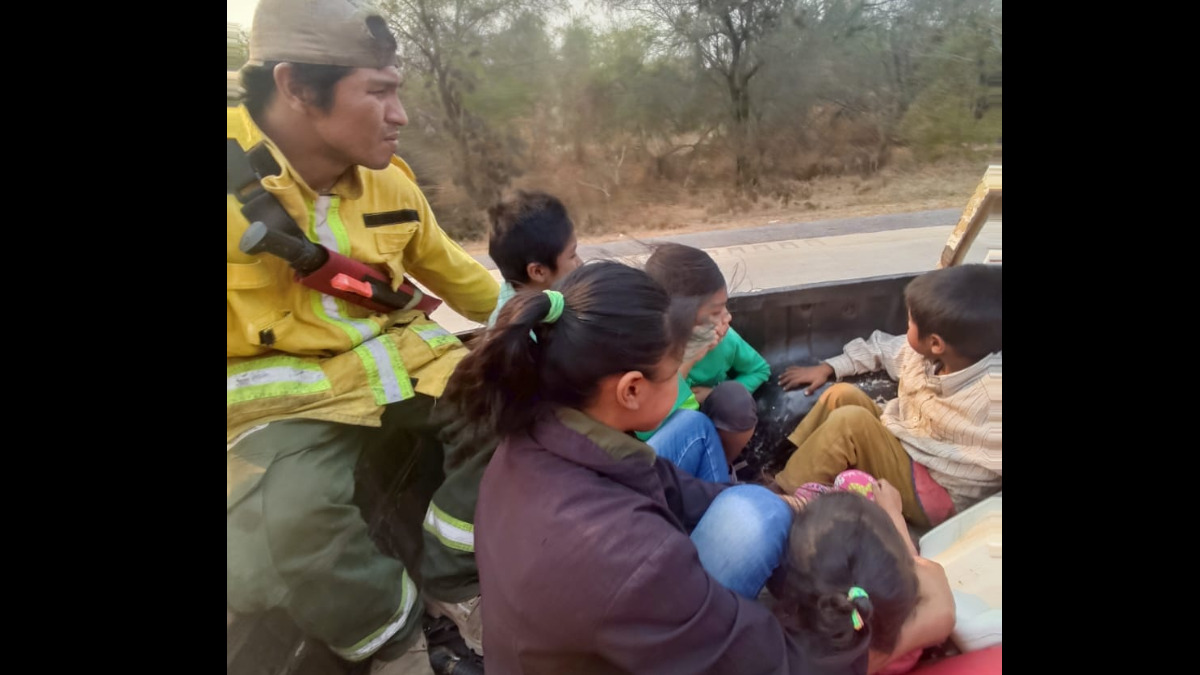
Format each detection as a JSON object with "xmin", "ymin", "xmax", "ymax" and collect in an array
[
  {"xmin": 713, "ymin": 309, "xmax": 732, "ymax": 341},
  {"xmin": 682, "ymin": 325, "xmax": 719, "ymax": 369},
  {"xmin": 691, "ymin": 385, "xmax": 713, "ymax": 404},
  {"xmin": 778, "ymin": 363, "xmax": 834, "ymax": 395}
]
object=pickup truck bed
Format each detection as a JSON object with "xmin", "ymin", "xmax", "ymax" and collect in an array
[{"xmin": 729, "ymin": 273, "xmax": 911, "ymax": 482}]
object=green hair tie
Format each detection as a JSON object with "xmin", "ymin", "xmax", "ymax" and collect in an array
[
  {"xmin": 542, "ymin": 290, "xmax": 565, "ymax": 324},
  {"xmin": 848, "ymin": 586, "xmax": 868, "ymax": 631}
]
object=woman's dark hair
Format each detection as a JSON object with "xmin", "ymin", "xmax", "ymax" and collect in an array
[
  {"xmin": 905, "ymin": 264, "xmax": 1002, "ymax": 362},
  {"xmin": 241, "ymin": 61, "xmax": 355, "ymax": 121},
  {"xmin": 773, "ymin": 492, "xmax": 919, "ymax": 656},
  {"xmin": 487, "ymin": 190, "xmax": 575, "ymax": 285},
  {"xmin": 441, "ymin": 260, "xmax": 692, "ymax": 442}
]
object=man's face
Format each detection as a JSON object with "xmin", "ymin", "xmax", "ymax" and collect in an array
[{"xmin": 310, "ymin": 65, "xmax": 408, "ymax": 171}]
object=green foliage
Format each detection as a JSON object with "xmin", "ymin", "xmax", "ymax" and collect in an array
[
  {"xmin": 465, "ymin": 12, "xmax": 554, "ymax": 123},
  {"xmin": 227, "ymin": 23, "xmax": 248, "ymax": 71},
  {"xmin": 246, "ymin": 0, "xmax": 1003, "ymax": 227},
  {"xmin": 892, "ymin": 0, "xmax": 1002, "ymax": 155}
]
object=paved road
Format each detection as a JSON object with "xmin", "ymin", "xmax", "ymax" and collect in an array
[{"xmin": 427, "ymin": 208, "xmax": 1002, "ymax": 334}]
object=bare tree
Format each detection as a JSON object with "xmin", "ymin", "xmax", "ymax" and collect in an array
[
  {"xmin": 603, "ymin": 0, "xmax": 884, "ymax": 190},
  {"xmin": 613, "ymin": 0, "xmax": 794, "ymax": 189},
  {"xmin": 380, "ymin": 0, "xmax": 559, "ymax": 208}
]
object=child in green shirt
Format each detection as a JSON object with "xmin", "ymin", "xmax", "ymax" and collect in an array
[{"xmin": 643, "ymin": 243, "xmax": 771, "ymax": 467}]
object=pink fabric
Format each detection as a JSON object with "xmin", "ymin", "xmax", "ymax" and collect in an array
[
  {"xmin": 910, "ymin": 646, "xmax": 1002, "ymax": 675},
  {"xmin": 833, "ymin": 469, "xmax": 878, "ymax": 500},
  {"xmin": 795, "ymin": 469, "xmax": 880, "ymax": 503},
  {"xmin": 911, "ymin": 462, "xmax": 955, "ymax": 527},
  {"xmin": 878, "ymin": 648, "xmax": 923, "ymax": 675}
]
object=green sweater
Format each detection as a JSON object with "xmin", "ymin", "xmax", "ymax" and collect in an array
[
  {"xmin": 634, "ymin": 327, "xmax": 768, "ymax": 441},
  {"xmin": 686, "ymin": 327, "xmax": 771, "ymax": 393}
]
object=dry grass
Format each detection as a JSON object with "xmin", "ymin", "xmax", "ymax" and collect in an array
[{"xmin": 455, "ymin": 155, "xmax": 994, "ymax": 254}]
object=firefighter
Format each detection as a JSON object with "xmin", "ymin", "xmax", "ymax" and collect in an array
[{"xmin": 226, "ymin": 1, "xmax": 497, "ymax": 671}]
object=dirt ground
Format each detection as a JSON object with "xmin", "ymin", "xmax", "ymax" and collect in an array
[{"xmin": 458, "ymin": 158, "xmax": 988, "ymax": 256}]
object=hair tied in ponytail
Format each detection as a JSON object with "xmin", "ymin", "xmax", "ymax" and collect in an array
[
  {"xmin": 542, "ymin": 289, "xmax": 565, "ymax": 323},
  {"xmin": 847, "ymin": 586, "xmax": 870, "ymax": 631}
]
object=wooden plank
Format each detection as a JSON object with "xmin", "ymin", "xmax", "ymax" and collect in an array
[{"xmin": 939, "ymin": 165, "xmax": 1002, "ymax": 269}]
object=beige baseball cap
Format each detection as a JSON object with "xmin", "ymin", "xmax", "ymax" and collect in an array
[{"xmin": 247, "ymin": 0, "xmax": 398, "ymax": 69}]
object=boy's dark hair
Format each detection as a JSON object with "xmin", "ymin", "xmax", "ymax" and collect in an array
[
  {"xmin": 643, "ymin": 243, "xmax": 726, "ymax": 298},
  {"xmin": 441, "ymin": 261, "xmax": 691, "ymax": 442},
  {"xmin": 773, "ymin": 492, "xmax": 918, "ymax": 656},
  {"xmin": 905, "ymin": 264, "xmax": 1002, "ymax": 362},
  {"xmin": 487, "ymin": 191, "xmax": 575, "ymax": 285},
  {"xmin": 241, "ymin": 62, "xmax": 354, "ymax": 121}
]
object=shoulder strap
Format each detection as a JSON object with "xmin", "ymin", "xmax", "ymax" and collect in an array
[{"xmin": 226, "ymin": 139, "xmax": 305, "ymax": 239}]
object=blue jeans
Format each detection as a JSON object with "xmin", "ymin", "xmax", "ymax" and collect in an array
[
  {"xmin": 691, "ymin": 484, "xmax": 793, "ymax": 599},
  {"xmin": 647, "ymin": 409, "xmax": 730, "ymax": 484}
]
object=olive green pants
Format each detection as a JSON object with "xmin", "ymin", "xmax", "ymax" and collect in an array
[
  {"xmin": 227, "ymin": 395, "xmax": 442, "ymax": 663},
  {"xmin": 418, "ymin": 413, "xmax": 498, "ymax": 603},
  {"xmin": 774, "ymin": 383, "xmax": 930, "ymax": 528}
]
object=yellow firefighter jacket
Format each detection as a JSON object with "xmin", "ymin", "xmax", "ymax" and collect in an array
[{"xmin": 226, "ymin": 105, "xmax": 498, "ymax": 444}]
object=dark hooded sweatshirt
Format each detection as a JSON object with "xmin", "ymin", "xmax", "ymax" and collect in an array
[{"xmin": 475, "ymin": 406, "xmax": 868, "ymax": 675}]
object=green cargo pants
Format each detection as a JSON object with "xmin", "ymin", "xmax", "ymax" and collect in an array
[
  {"xmin": 418, "ymin": 413, "xmax": 498, "ymax": 603},
  {"xmin": 227, "ymin": 394, "xmax": 443, "ymax": 663}
]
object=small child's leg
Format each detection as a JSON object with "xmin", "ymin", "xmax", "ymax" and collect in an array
[
  {"xmin": 717, "ymin": 427, "xmax": 755, "ymax": 465},
  {"xmin": 700, "ymin": 381, "xmax": 758, "ymax": 464}
]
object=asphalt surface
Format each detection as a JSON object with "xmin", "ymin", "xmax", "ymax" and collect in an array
[{"xmin": 427, "ymin": 208, "xmax": 1002, "ymax": 334}]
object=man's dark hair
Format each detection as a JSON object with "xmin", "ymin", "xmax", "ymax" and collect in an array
[
  {"xmin": 487, "ymin": 191, "xmax": 575, "ymax": 285},
  {"xmin": 241, "ymin": 61, "xmax": 354, "ymax": 121},
  {"xmin": 905, "ymin": 264, "xmax": 1002, "ymax": 362}
]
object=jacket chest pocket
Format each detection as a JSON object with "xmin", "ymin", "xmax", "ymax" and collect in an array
[
  {"xmin": 373, "ymin": 223, "xmax": 419, "ymax": 254},
  {"xmin": 370, "ymin": 223, "xmax": 419, "ymax": 285},
  {"xmin": 228, "ymin": 260, "xmax": 296, "ymax": 348}
]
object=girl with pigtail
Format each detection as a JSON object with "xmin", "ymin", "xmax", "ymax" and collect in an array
[
  {"xmin": 771, "ymin": 484, "xmax": 957, "ymax": 675},
  {"xmin": 443, "ymin": 260, "xmax": 853, "ymax": 674}
]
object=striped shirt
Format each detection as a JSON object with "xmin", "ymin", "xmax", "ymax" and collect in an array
[{"xmin": 825, "ymin": 330, "xmax": 1002, "ymax": 513}]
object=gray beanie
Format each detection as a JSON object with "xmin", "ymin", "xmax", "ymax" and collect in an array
[{"xmin": 247, "ymin": 0, "xmax": 398, "ymax": 69}]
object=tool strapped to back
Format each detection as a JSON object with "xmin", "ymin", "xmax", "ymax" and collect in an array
[{"xmin": 227, "ymin": 138, "xmax": 442, "ymax": 316}]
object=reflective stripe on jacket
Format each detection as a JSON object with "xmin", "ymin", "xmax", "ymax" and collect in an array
[{"xmin": 227, "ymin": 105, "xmax": 498, "ymax": 441}]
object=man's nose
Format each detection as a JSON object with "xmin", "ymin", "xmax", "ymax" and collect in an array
[{"xmin": 388, "ymin": 98, "xmax": 409, "ymax": 126}]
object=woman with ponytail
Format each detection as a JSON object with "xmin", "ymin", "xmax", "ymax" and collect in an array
[
  {"xmin": 772, "ymin": 486, "xmax": 956, "ymax": 675},
  {"xmin": 444, "ymin": 260, "xmax": 847, "ymax": 674}
]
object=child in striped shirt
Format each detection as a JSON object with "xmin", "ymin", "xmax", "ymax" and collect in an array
[{"xmin": 773, "ymin": 264, "xmax": 1002, "ymax": 528}]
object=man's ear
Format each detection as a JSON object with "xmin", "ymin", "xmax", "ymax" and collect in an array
[
  {"xmin": 272, "ymin": 63, "xmax": 309, "ymax": 113},
  {"xmin": 615, "ymin": 371, "xmax": 647, "ymax": 411},
  {"xmin": 526, "ymin": 262, "xmax": 551, "ymax": 285}
]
